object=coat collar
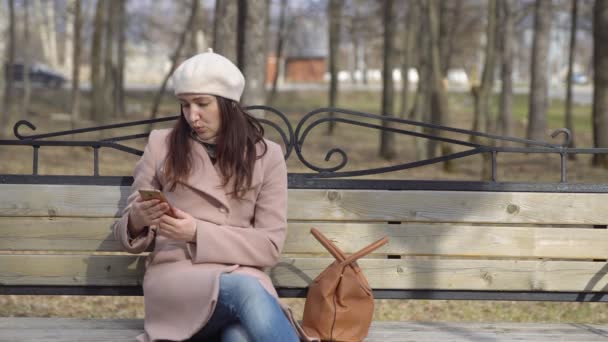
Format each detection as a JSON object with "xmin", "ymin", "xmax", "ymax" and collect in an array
[{"xmin": 183, "ymin": 138, "xmax": 230, "ymax": 210}]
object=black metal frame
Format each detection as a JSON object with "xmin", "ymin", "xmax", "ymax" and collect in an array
[
  {"xmin": 2, "ymin": 286, "xmax": 608, "ymax": 302},
  {"xmin": 1, "ymin": 107, "xmax": 608, "ymax": 301},
  {"xmin": 2, "ymin": 106, "xmax": 608, "ymax": 186}
]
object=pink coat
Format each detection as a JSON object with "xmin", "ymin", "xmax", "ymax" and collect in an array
[{"xmin": 113, "ymin": 129, "xmax": 317, "ymax": 342}]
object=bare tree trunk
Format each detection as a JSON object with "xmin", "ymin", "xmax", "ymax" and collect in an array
[
  {"xmin": 327, "ymin": 0, "xmax": 342, "ymax": 135},
  {"xmin": 499, "ymin": 0, "xmax": 514, "ymax": 143},
  {"xmin": 115, "ymin": 0, "xmax": 127, "ymax": 118},
  {"xmin": 268, "ymin": 0, "xmax": 286, "ymax": 104},
  {"xmin": 149, "ymin": 0, "xmax": 199, "ymax": 121},
  {"xmin": 439, "ymin": 0, "xmax": 462, "ymax": 76},
  {"xmin": 240, "ymin": 0, "xmax": 270, "ymax": 107},
  {"xmin": 427, "ymin": 0, "xmax": 454, "ymax": 170},
  {"xmin": 70, "ymin": 0, "xmax": 81, "ymax": 130},
  {"xmin": 0, "ymin": 1, "xmax": 5, "ymax": 111},
  {"xmin": 22, "ymin": 0, "xmax": 31, "ymax": 118},
  {"xmin": 592, "ymin": 0, "xmax": 608, "ymax": 167},
  {"xmin": 361, "ymin": 46, "xmax": 368, "ymax": 85},
  {"xmin": 400, "ymin": 1, "xmax": 417, "ymax": 119},
  {"xmin": 471, "ymin": 0, "xmax": 497, "ymax": 138},
  {"xmin": 33, "ymin": 0, "xmax": 50, "ymax": 64},
  {"xmin": 45, "ymin": 0, "xmax": 58, "ymax": 69},
  {"xmin": 353, "ymin": 37, "xmax": 360, "ymax": 84},
  {"xmin": 0, "ymin": 0, "xmax": 15, "ymax": 138},
  {"xmin": 213, "ymin": 0, "xmax": 238, "ymax": 64},
  {"xmin": 236, "ymin": 0, "xmax": 246, "ymax": 69},
  {"xmin": 410, "ymin": 0, "xmax": 430, "ymax": 160},
  {"xmin": 187, "ymin": 2, "xmax": 202, "ymax": 55},
  {"xmin": 380, "ymin": 0, "xmax": 396, "ymax": 160},
  {"xmin": 64, "ymin": 0, "xmax": 74, "ymax": 74},
  {"xmin": 103, "ymin": 0, "xmax": 116, "ymax": 121},
  {"xmin": 471, "ymin": 0, "xmax": 498, "ymax": 180},
  {"xmin": 90, "ymin": 0, "xmax": 105, "ymax": 122},
  {"xmin": 527, "ymin": 0, "xmax": 552, "ymax": 142},
  {"xmin": 565, "ymin": 0, "xmax": 578, "ymax": 156}
]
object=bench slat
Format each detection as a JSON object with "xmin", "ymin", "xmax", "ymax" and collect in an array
[
  {"xmin": 2, "ymin": 184, "xmax": 608, "ymax": 224},
  {"xmin": 1, "ymin": 318, "xmax": 608, "ymax": 342},
  {"xmin": 1, "ymin": 254, "xmax": 607, "ymax": 292},
  {"xmin": 2, "ymin": 218, "xmax": 607, "ymax": 259}
]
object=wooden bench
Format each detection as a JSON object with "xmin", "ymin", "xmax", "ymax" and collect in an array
[
  {"xmin": 2, "ymin": 180, "xmax": 608, "ymax": 341},
  {"xmin": 2, "ymin": 108, "xmax": 608, "ymax": 341}
]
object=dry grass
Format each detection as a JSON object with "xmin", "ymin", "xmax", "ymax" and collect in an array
[{"xmin": 1, "ymin": 88, "xmax": 607, "ymax": 322}]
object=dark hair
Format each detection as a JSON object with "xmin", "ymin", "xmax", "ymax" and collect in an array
[{"xmin": 164, "ymin": 96, "xmax": 267, "ymax": 199}]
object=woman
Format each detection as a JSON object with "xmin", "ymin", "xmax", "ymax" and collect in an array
[{"xmin": 113, "ymin": 50, "xmax": 316, "ymax": 342}]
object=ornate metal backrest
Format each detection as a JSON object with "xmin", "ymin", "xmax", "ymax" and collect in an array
[{"xmin": 1, "ymin": 106, "xmax": 608, "ymax": 191}]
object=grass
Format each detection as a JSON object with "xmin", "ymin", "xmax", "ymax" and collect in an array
[{"xmin": 1, "ymin": 87, "xmax": 608, "ymax": 323}]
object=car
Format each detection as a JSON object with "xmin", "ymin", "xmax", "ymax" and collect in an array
[
  {"xmin": 570, "ymin": 73, "xmax": 589, "ymax": 85},
  {"xmin": 4, "ymin": 62, "xmax": 67, "ymax": 88}
]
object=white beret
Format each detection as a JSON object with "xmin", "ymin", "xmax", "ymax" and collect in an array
[{"xmin": 171, "ymin": 49, "xmax": 245, "ymax": 102}]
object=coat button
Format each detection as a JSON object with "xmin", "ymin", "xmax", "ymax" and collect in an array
[{"xmin": 219, "ymin": 207, "xmax": 227, "ymax": 213}]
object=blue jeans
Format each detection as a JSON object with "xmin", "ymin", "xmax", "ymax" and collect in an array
[{"xmin": 188, "ymin": 273, "xmax": 299, "ymax": 342}]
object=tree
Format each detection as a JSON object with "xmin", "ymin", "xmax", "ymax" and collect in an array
[
  {"xmin": 22, "ymin": 0, "xmax": 31, "ymax": 117},
  {"xmin": 0, "ymin": 0, "xmax": 15, "ymax": 138},
  {"xmin": 427, "ymin": 0, "xmax": 453, "ymax": 170},
  {"xmin": 149, "ymin": 0, "xmax": 199, "ymax": 121},
  {"xmin": 565, "ymin": 0, "xmax": 578, "ymax": 155},
  {"xmin": 45, "ymin": 0, "xmax": 58, "ymax": 69},
  {"xmin": 103, "ymin": 0, "xmax": 116, "ymax": 120},
  {"xmin": 527, "ymin": 0, "xmax": 552, "ymax": 142},
  {"xmin": 239, "ymin": 0, "xmax": 270, "ymax": 106},
  {"xmin": 70, "ymin": 0, "xmax": 81, "ymax": 129},
  {"xmin": 90, "ymin": 0, "xmax": 105, "ymax": 122},
  {"xmin": 400, "ymin": 1, "xmax": 418, "ymax": 119},
  {"xmin": 470, "ymin": 0, "xmax": 498, "ymax": 180},
  {"xmin": 498, "ymin": 0, "xmax": 514, "ymax": 142},
  {"xmin": 327, "ymin": 0, "xmax": 342, "ymax": 135},
  {"xmin": 32, "ymin": 0, "xmax": 58, "ymax": 69},
  {"xmin": 409, "ymin": 1, "xmax": 430, "ymax": 160},
  {"xmin": 115, "ymin": 0, "xmax": 127, "ymax": 118},
  {"xmin": 213, "ymin": 0, "xmax": 238, "ymax": 64},
  {"xmin": 471, "ymin": 0, "xmax": 498, "ymax": 138},
  {"xmin": 439, "ymin": 0, "xmax": 463, "ymax": 76},
  {"xmin": 268, "ymin": 0, "xmax": 287, "ymax": 104},
  {"xmin": 592, "ymin": 0, "xmax": 608, "ymax": 167},
  {"xmin": 379, "ymin": 0, "xmax": 396, "ymax": 160}
]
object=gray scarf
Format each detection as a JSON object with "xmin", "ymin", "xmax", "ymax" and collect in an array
[{"xmin": 190, "ymin": 130, "xmax": 217, "ymax": 161}]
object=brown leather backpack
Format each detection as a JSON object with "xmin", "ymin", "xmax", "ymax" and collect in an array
[{"xmin": 302, "ymin": 228, "xmax": 389, "ymax": 342}]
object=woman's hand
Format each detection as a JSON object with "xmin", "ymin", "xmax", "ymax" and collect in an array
[
  {"xmin": 158, "ymin": 208, "xmax": 197, "ymax": 242},
  {"xmin": 128, "ymin": 194, "xmax": 171, "ymax": 234}
]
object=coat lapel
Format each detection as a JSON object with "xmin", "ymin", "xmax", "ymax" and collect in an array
[{"xmin": 185, "ymin": 139, "xmax": 230, "ymax": 210}]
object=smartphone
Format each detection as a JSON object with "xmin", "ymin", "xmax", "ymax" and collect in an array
[{"xmin": 138, "ymin": 189, "xmax": 177, "ymax": 218}]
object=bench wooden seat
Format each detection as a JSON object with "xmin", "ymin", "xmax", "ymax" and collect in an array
[
  {"xmin": 1, "ymin": 182, "xmax": 608, "ymax": 341},
  {"xmin": 3, "ymin": 318, "xmax": 608, "ymax": 342}
]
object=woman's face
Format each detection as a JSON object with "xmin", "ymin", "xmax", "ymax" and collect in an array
[{"xmin": 178, "ymin": 94, "xmax": 221, "ymax": 144}]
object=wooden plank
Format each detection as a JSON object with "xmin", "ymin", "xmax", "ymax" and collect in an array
[
  {"xmin": 0, "ymin": 254, "xmax": 146, "ymax": 286},
  {"xmin": 0, "ymin": 318, "xmax": 142, "ymax": 329},
  {"xmin": 0, "ymin": 218, "xmax": 118, "ymax": 252},
  {"xmin": 2, "ymin": 218, "xmax": 607, "ymax": 259},
  {"xmin": 0, "ymin": 329, "xmax": 139, "ymax": 342},
  {"xmin": 1, "ymin": 255, "xmax": 608, "ymax": 292},
  {"xmin": 287, "ymin": 189, "xmax": 608, "ymax": 224},
  {"xmin": 284, "ymin": 223, "xmax": 608, "ymax": 259},
  {"xmin": 0, "ymin": 184, "xmax": 127, "ymax": 218},
  {"xmin": 2, "ymin": 184, "xmax": 608, "ymax": 224},
  {"xmin": 1, "ymin": 318, "xmax": 608, "ymax": 342}
]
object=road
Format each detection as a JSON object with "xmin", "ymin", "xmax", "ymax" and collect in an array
[{"xmin": 77, "ymin": 81, "xmax": 594, "ymax": 106}]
